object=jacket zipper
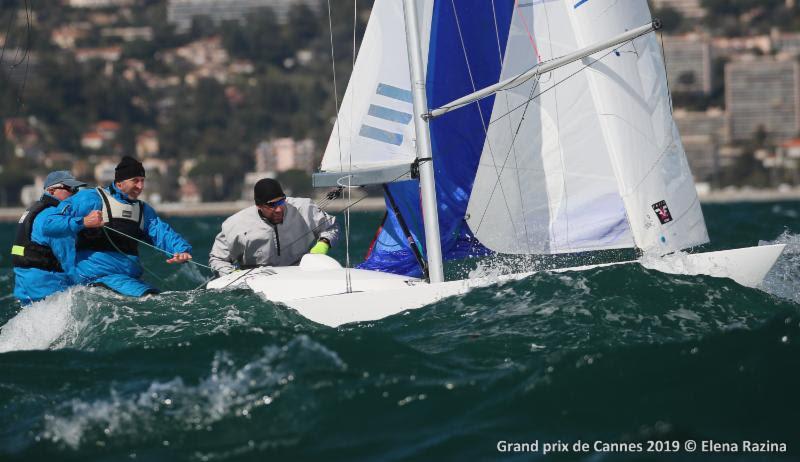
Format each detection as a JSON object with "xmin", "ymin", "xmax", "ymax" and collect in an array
[{"xmin": 274, "ymin": 225, "xmax": 281, "ymax": 256}]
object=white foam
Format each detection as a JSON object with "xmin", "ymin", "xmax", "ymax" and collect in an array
[
  {"xmin": 40, "ymin": 336, "xmax": 346, "ymax": 449},
  {"xmin": 0, "ymin": 288, "xmax": 82, "ymax": 353},
  {"xmin": 760, "ymin": 232, "xmax": 800, "ymax": 303},
  {"xmin": 639, "ymin": 248, "xmax": 706, "ymax": 277}
]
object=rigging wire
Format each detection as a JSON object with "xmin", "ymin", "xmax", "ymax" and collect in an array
[
  {"xmin": 658, "ymin": 31, "xmax": 674, "ymax": 115},
  {"xmin": 1, "ymin": 1, "xmax": 33, "ymax": 119},
  {"xmin": 471, "ymin": 40, "xmax": 637, "ymax": 242},
  {"xmin": 325, "ymin": 0, "xmax": 357, "ymax": 293},
  {"xmin": 494, "ymin": 0, "xmax": 534, "ymax": 253},
  {"xmin": 471, "ymin": 77, "xmax": 540, "ymax": 238},
  {"xmin": 486, "ymin": 44, "xmax": 624, "ymax": 126},
  {"xmin": 326, "ymin": 0, "xmax": 343, "ymax": 171},
  {"xmin": 448, "ymin": 0, "xmax": 521, "ymax": 242},
  {"xmin": 282, "ymin": 168, "xmax": 415, "ymax": 252},
  {"xmin": 343, "ymin": 0, "xmax": 358, "ymax": 293}
]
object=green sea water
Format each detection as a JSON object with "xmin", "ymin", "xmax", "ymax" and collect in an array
[{"xmin": 0, "ymin": 202, "xmax": 799, "ymax": 461}]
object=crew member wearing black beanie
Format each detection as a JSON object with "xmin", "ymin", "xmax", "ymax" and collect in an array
[
  {"xmin": 114, "ymin": 156, "xmax": 146, "ymax": 183},
  {"xmin": 208, "ymin": 177, "xmax": 339, "ymax": 275},
  {"xmin": 253, "ymin": 178, "xmax": 285, "ymax": 205}
]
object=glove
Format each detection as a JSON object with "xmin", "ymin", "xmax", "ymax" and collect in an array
[{"xmin": 309, "ymin": 240, "xmax": 330, "ymax": 255}]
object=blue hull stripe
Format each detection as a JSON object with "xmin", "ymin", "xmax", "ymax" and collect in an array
[
  {"xmin": 359, "ymin": 125, "xmax": 404, "ymax": 146},
  {"xmin": 368, "ymin": 105, "xmax": 413, "ymax": 124},
  {"xmin": 574, "ymin": 0, "xmax": 589, "ymax": 8},
  {"xmin": 376, "ymin": 83, "xmax": 413, "ymax": 103}
]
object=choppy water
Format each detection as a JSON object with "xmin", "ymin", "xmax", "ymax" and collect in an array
[{"xmin": 0, "ymin": 203, "xmax": 799, "ymax": 461}]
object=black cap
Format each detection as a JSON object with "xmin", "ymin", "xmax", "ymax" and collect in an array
[
  {"xmin": 114, "ymin": 156, "xmax": 145, "ymax": 183},
  {"xmin": 254, "ymin": 178, "xmax": 285, "ymax": 205}
]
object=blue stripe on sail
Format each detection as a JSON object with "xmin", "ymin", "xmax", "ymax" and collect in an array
[
  {"xmin": 376, "ymin": 83, "xmax": 413, "ymax": 103},
  {"xmin": 368, "ymin": 105, "xmax": 413, "ymax": 124},
  {"xmin": 574, "ymin": 0, "xmax": 589, "ymax": 8},
  {"xmin": 359, "ymin": 125, "xmax": 404, "ymax": 146},
  {"xmin": 360, "ymin": 0, "xmax": 514, "ymax": 277}
]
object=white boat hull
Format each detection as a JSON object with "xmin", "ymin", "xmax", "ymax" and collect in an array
[{"xmin": 207, "ymin": 244, "xmax": 786, "ymax": 328}]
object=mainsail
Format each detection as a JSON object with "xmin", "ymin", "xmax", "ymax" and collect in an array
[{"xmin": 317, "ymin": 0, "xmax": 708, "ymax": 277}]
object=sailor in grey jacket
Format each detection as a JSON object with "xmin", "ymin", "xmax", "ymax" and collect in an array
[{"xmin": 209, "ymin": 180, "xmax": 339, "ymax": 275}]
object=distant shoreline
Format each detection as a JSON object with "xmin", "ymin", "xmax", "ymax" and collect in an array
[
  {"xmin": 0, "ymin": 191, "xmax": 798, "ymax": 222},
  {"xmin": 0, "ymin": 197, "xmax": 387, "ymax": 222}
]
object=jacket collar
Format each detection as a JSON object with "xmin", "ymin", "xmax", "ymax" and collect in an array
[
  {"xmin": 108, "ymin": 183, "xmax": 136, "ymax": 203},
  {"xmin": 38, "ymin": 193, "xmax": 61, "ymax": 207}
]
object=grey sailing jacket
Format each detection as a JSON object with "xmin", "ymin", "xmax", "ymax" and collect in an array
[{"xmin": 208, "ymin": 198, "xmax": 339, "ymax": 275}]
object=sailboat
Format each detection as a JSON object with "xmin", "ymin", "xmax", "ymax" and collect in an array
[{"xmin": 207, "ymin": 0, "xmax": 786, "ymax": 327}]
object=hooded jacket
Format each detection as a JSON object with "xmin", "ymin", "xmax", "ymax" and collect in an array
[
  {"xmin": 41, "ymin": 184, "xmax": 192, "ymax": 296},
  {"xmin": 209, "ymin": 197, "xmax": 338, "ymax": 275}
]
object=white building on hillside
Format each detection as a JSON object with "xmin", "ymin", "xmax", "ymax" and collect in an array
[
  {"xmin": 650, "ymin": 0, "xmax": 706, "ymax": 18},
  {"xmin": 726, "ymin": 55, "xmax": 800, "ymax": 142},
  {"xmin": 662, "ymin": 34, "xmax": 713, "ymax": 94},
  {"xmin": 167, "ymin": 0, "xmax": 321, "ymax": 32}
]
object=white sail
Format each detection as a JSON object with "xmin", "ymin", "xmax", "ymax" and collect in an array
[
  {"xmin": 319, "ymin": 0, "xmax": 432, "ymax": 176},
  {"xmin": 467, "ymin": 0, "xmax": 707, "ymax": 255},
  {"xmin": 467, "ymin": 0, "xmax": 634, "ymax": 254},
  {"xmin": 569, "ymin": 0, "xmax": 708, "ymax": 253}
]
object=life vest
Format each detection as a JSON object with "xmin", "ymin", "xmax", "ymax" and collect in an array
[
  {"xmin": 11, "ymin": 195, "xmax": 64, "ymax": 272},
  {"xmin": 76, "ymin": 187, "xmax": 147, "ymax": 256}
]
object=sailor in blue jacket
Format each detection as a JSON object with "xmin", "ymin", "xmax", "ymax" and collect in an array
[
  {"xmin": 12, "ymin": 171, "xmax": 90, "ymax": 304},
  {"xmin": 42, "ymin": 156, "xmax": 193, "ymax": 297}
]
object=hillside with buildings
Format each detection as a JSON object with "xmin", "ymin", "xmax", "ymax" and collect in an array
[{"xmin": 1, "ymin": 0, "xmax": 799, "ymax": 207}]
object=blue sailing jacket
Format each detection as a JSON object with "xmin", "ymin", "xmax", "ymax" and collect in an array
[
  {"xmin": 42, "ymin": 184, "xmax": 192, "ymax": 297},
  {"xmin": 13, "ymin": 196, "xmax": 78, "ymax": 304}
]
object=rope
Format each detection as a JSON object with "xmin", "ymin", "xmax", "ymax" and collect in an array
[
  {"xmin": 102, "ymin": 226, "xmax": 213, "ymax": 271},
  {"xmin": 281, "ymin": 190, "xmax": 373, "ymax": 250},
  {"xmin": 100, "ymin": 227, "xmax": 167, "ymax": 284},
  {"xmin": 282, "ymin": 168, "xmax": 413, "ymax": 251}
]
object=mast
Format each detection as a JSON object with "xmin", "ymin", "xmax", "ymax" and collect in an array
[{"xmin": 402, "ymin": 0, "xmax": 444, "ymax": 284}]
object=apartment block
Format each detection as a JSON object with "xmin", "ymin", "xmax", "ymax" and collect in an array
[
  {"xmin": 675, "ymin": 108, "xmax": 727, "ymax": 183},
  {"xmin": 726, "ymin": 55, "xmax": 800, "ymax": 142},
  {"xmin": 773, "ymin": 32, "xmax": 800, "ymax": 56},
  {"xmin": 662, "ymin": 34, "xmax": 713, "ymax": 94},
  {"xmin": 167, "ymin": 0, "xmax": 321, "ymax": 32},
  {"xmin": 255, "ymin": 138, "xmax": 317, "ymax": 174},
  {"xmin": 650, "ymin": 0, "xmax": 706, "ymax": 18},
  {"xmin": 66, "ymin": 0, "xmax": 135, "ymax": 7}
]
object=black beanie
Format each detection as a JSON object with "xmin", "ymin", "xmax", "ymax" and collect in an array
[
  {"xmin": 254, "ymin": 178, "xmax": 285, "ymax": 205},
  {"xmin": 114, "ymin": 156, "xmax": 146, "ymax": 182}
]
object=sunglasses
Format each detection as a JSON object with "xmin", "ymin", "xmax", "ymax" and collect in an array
[
  {"xmin": 53, "ymin": 185, "xmax": 80, "ymax": 194},
  {"xmin": 263, "ymin": 198, "xmax": 286, "ymax": 208}
]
